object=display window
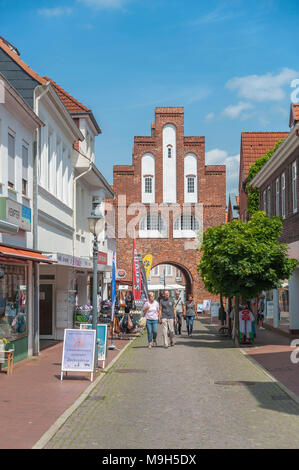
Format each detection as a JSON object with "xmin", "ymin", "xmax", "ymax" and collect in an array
[{"xmin": 0, "ymin": 263, "xmax": 28, "ymax": 341}]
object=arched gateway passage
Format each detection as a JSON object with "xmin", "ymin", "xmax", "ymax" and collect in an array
[{"xmin": 149, "ymin": 262, "xmax": 193, "ymax": 301}]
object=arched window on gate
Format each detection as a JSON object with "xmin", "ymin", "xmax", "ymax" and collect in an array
[
  {"xmin": 173, "ymin": 214, "xmax": 200, "ymax": 238},
  {"xmin": 139, "ymin": 213, "xmax": 168, "ymax": 238}
]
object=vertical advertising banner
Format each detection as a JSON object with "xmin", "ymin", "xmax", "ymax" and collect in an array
[
  {"xmin": 132, "ymin": 238, "xmax": 141, "ymax": 300},
  {"xmin": 111, "ymin": 251, "xmax": 116, "ymax": 322},
  {"xmin": 138, "ymin": 253, "xmax": 149, "ymax": 299},
  {"xmin": 142, "ymin": 254, "xmax": 153, "ymax": 280}
]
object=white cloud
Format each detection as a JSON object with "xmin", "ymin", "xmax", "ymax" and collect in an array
[
  {"xmin": 205, "ymin": 112, "xmax": 215, "ymax": 121},
  {"xmin": 222, "ymin": 101, "xmax": 254, "ymax": 119},
  {"xmin": 38, "ymin": 7, "xmax": 73, "ymax": 17},
  {"xmin": 226, "ymin": 68, "xmax": 299, "ymax": 102},
  {"xmin": 206, "ymin": 149, "xmax": 240, "ymax": 201},
  {"xmin": 77, "ymin": 0, "xmax": 128, "ymax": 9}
]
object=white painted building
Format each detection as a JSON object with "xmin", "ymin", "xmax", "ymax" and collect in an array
[{"xmin": 0, "ymin": 72, "xmax": 53, "ymax": 361}]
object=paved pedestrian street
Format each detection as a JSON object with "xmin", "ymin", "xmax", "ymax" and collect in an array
[{"xmin": 45, "ymin": 318, "xmax": 299, "ymax": 449}]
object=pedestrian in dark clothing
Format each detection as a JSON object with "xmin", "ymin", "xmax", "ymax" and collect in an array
[{"xmin": 184, "ymin": 294, "xmax": 195, "ymax": 337}]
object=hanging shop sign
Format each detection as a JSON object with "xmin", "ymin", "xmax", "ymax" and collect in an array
[
  {"xmin": 20, "ymin": 205, "xmax": 31, "ymax": 231},
  {"xmin": 0, "ymin": 197, "xmax": 31, "ymax": 231},
  {"xmin": 97, "ymin": 251, "xmax": 108, "ymax": 265},
  {"xmin": 116, "ymin": 268, "xmax": 127, "ymax": 279},
  {"xmin": 61, "ymin": 328, "xmax": 96, "ymax": 381},
  {"xmin": 80, "ymin": 323, "xmax": 108, "ymax": 368}
]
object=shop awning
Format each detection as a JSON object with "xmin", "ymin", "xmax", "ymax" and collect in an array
[{"xmin": 0, "ymin": 245, "xmax": 54, "ymax": 263}]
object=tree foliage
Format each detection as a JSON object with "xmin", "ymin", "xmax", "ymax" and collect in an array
[
  {"xmin": 198, "ymin": 212, "xmax": 298, "ymax": 300},
  {"xmin": 246, "ymin": 139, "xmax": 285, "ymax": 217}
]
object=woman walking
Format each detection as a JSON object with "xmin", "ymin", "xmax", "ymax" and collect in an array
[
  {"xmin": 184, "ymin": 294, "xmax": 196, "ymax": 337},
  {"xmin": 143, "ymin": 291, "xmax": 159, "ymax": 348}
]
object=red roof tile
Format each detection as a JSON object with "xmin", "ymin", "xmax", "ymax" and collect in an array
[
  {"xmin": 240, "ymin": 132, "xmax": 288, "ymax": 181},
  {"xmin": 44, "ymin": 76, "xmax": 90, "ymax": 114}
]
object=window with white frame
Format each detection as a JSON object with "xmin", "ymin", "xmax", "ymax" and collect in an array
[
  {"xmin": 139, "ymin": 213, "xmax": 167, "ymax": 238},
  {"xmin": 176, "ymin": 269, "xmax": 181, "ymax": 278},
  {"xmin": 187, "ymin": 176, "xmax": 195, "ymax": 193},
  {"xmin": 174, "ymin": 214, "xmax": 200, "ymax": 231},
  {"xmin": 167, "ymin": 265, "xmax": 172, "ymax": 276},
  {"xmin": 267, "ymin": 186, "xmax": 271, "ymax": 217},
  {"xmin": 292, "ymin": 161, "xmax": 297, "ymax": 213},
  {"xmin": 22, "ymin": 143, "xmax": 28, "ymax": 195},
  {"xmin": 275, "ymin": 178, "xmax": 279, "ymax": 216},
  {"xmin": 8, "ymin": 132, "xmax": 15, "ymax": 188},
  {"xmin": 281, "ymin": 173, "xmax": 285, "ymax": 219},
  {"xmin": 144, "ymin": 177, "xmax": 152, "ymax": 194},
  {"xmin": 153, "ymin": 265, "xmax": 159, "ymax": 276}
]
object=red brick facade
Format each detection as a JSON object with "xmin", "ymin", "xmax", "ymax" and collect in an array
[{"xmin": 112, "ymin": 107, "xmax": 226, "ymax": 304}]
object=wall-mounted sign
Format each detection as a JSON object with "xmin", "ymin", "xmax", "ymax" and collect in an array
[
  {"xmin": 20, "ymin": 205, "xmax": 31, "ymax": 231},
  {"xmin": 116, "ymin": 268, "xmax": 126, "ymax": 279},
  {"xmin": 97, "ymin": 251, "xmax": 108, "ymax": 265},
  {"xmin": 0, "ymin": 198, "xmax": 31, "ymax": 231},
  {"xmin": 43, "ymin": 253, "xmax": 93, "ymax": 268}
]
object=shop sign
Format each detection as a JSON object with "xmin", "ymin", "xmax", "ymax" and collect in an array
[
  {"xmin": 74, "ymin": 257, "xmax": 93, "ymax": 269},
  {"xmin": 0, "ymin": 197, "xmax": 20, "ymax": 226},
  {"xmin": 80, "ymin": 323, "xmax": 108, "ymax": 368},
  {"xmin": 266, "ymin": 301, "xmax": 274, "ymax": 318},
  {"xmin": 0, "ymin": 198, "xmax": 31, "ymax": 231},
  {"xmin": 210, "ymin": 301, "xmax": 221, "ymax": 317},
  {"xmin": 116, "ymin": 268, "xmax": 126, "ymax": 279},
  {"xmin": 20, "ymin": 205, "xmax": 31, "ymax": 231},
  {"xmin": 203, "ymin": 299, "xmax": 211, "ymax": 311},
  {"xmin": 97, "ymin": 251, "xmax": 108, "ymax": 265},
  {"xmin": 61, "ymin": 329, "xmax": 96, "ymax": 381},
  {"xmin": 119, "ymin": 285, "xmax": 129, "ymax": 290}
]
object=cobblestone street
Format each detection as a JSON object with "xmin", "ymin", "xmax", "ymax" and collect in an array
[{"xmin": 45, "ymin": 318, "xmax": 299, "ymax": 449}]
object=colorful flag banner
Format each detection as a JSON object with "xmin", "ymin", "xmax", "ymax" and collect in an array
[
  {"xmin": 111, "ymin": 251, "xmax": 116, "ymax": 321},
  {"xmin": 132, "ymin": 239, "xmax": 142, "ymax": 300},
  {"xmin": 142, "ymin": 254, "xmax": 153, "ymax": 280},
  {"xmin": 138, "ymin": 253, "xmax": 149, "ymax": 299}
]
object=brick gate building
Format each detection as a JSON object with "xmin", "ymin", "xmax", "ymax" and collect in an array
[{"xmin": 111, "ymin": 107, "xmax": 226, "ymax": 304}]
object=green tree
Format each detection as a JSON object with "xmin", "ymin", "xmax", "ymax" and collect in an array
[
  {"xmin": 198, "ymin": 212, "xmax": 297, "ymax": 345},
  {"xmin": 246, "ymin": 139, "xmax": 285, "ymax": 217}
]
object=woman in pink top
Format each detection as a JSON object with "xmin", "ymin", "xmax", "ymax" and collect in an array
[{"xmin": 143, "ymin": 291, "xmax": 159, "ymax": 348}]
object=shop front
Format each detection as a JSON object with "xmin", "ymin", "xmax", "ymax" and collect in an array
[{"xmin": 0, "ymin": 245, "xmax": 53, "ymax": 363}]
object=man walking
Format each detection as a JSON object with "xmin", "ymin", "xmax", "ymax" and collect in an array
[
  {"xmin": 174, "ymin": 290, "xmax": 184, "ymax": 335},
  {"xmin": 159, "ymin": 290, "xmax": 177, "ymax": 348}
]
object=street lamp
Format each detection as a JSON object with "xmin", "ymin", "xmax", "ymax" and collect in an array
[{"xmin": 88, "ymin": 197, "xmax": 105, "ymax": 341}]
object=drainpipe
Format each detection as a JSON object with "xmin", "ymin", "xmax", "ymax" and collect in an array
[
  {"xmin": 32, "ymin": 83, "xmax": 50, "ymax": 356},
  {"xmin": 72, "ymin": 161, "xmax": 93, "ymax": 297}
]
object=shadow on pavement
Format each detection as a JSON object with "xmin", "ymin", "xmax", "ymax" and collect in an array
[{"xmin": 214, "ymin": 380, "xmax": 299, "ymax": 416}]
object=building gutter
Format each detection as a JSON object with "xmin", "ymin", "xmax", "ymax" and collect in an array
[{"xmin": 32, "ymin": 83, "xmax": 50, "ymax": 356}]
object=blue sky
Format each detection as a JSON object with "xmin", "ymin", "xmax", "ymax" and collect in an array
[{"xmin": 1, "ymin": 0, "xmax": 298, "ymax": 203}]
